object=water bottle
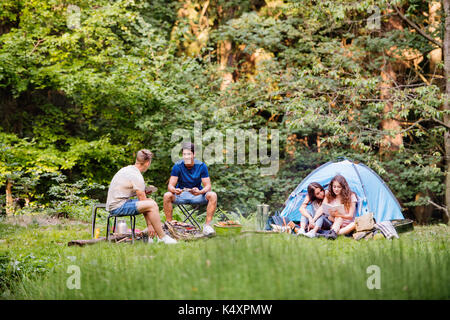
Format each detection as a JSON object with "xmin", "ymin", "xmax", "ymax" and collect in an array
[{"xmin": 117, "ymin": 220, "xmax": 128, "ymax": 234}]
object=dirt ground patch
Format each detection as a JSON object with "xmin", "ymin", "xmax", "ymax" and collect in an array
[{"xmin": 2, "ymin": 215, "xmax": 89, "ymax": 228}]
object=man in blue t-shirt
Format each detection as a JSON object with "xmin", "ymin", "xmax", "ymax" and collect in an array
[{"xmin": 163, "ymin": 142, "xmax": 218, "ymax": 235}]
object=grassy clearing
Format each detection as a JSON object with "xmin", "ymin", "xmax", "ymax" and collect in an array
[
  {"xmin": 1, "ymin": 215, "xmax": 449, "ymax": 300},
  {"xmin": 0, "ymin": 215, "xmax": 90, "ymax": 296}
]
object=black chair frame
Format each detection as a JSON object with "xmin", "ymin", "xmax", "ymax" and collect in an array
[
  {"xmin": 91, "ymin": 203, "xmax": 138, "ymax": 244},
  {"xmin": 176, "ymin": 203, "xmax": 230, "ymax": 230},
  {"xmin": 177, "ymin": 203, "xmax": 203, "ymax": 229}
]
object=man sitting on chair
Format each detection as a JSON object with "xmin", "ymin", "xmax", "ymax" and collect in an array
[
  {"xmin": 163, "ymin": 142, "xmax": 218, "ymax": 236},
  {"xmin": 106, "ymin": 149, "xmax": 177, "ymax": 244}
]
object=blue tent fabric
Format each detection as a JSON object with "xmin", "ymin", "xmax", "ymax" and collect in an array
[{"xmin": 280, "ymin": 159, "xmax": 404, "ymax": 223}]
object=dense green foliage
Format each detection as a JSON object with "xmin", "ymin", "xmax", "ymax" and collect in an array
[{"xmin": 0, "ymin": 0, "xmax": 447, "ymax": 220}]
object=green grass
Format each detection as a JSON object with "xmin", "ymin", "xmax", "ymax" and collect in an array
[{"xmin": 1, "ymin": 215, "xmax": 449, "ymax": 300}]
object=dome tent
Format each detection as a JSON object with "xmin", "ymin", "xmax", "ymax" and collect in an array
[{"xmin": 279, "ymin": 159, "xmax": 404, "ymax": 223}]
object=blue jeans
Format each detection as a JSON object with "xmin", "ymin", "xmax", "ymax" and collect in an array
[
  {"xmin": 300, "ymin": 214, "xmax": 333, "ymax": 230},
  {"xmin": 174, "ymin": 191, "xmax": 208, "ymax": 205},
  {"xmin": 110, "ymin": 199, "xmax": 140, "ymax": 216}
]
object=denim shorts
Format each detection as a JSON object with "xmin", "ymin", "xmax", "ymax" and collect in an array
[
  {"xmin": 174, "ymin": 191, "xmax": 208, "ymax": 205},
  {"xmin": 110, "ymin": 199, "xmax": 140, "ymax": 216}
]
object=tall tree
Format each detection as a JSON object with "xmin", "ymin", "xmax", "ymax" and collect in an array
[
  {"xmin": 429, "ymin": 1, "xmax": 442, "ymax": 77},
  {"xmin": 443, "ymin": 0, "xmax": 450, "ymax": 223}
]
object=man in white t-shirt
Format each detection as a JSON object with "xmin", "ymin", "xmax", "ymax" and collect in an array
[{"xmin": 106, "ymin": 149, "xmax": 177, "ymax": 244}]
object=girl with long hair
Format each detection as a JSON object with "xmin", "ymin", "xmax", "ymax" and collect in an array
[
  {"xmin": 321, "ymin": 175, "xmax": 357, "ymax": 240},
  {"xmin": 288, "ymin": 182, "xmax": 329, "ymax": 238}
]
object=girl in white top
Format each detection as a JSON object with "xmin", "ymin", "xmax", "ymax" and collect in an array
[{"xmin": 322, "ymin": 175, "xmax": 357, "ymax": 240}]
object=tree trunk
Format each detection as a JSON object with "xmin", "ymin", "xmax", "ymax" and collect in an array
[
  {"xmin": 413, "ymin": 192, "xmax": 433, "ymax": 224},
  {"xmin": 6, "ymin": 178, "xmax": 13, "ymax": 215},
  {"xmin": 443, "ymin": 0, "xmax": 450, "ymax": 224},
  {"xmin": 218, "ymin": 39, "xmax": 234, "ymax": 91},
  {"xmin": 379, "ymin": 9, "xmax": 404, "ymax": 153},
  {"xmin": 216, "ymin": 4, "xmax": 238, "ymax": 91},
  {"xmin": 380, "ymin": 60, "xmax": 403, "ymax": 152},
  {"xmin": 171, "ymin": 0, "xmax": 211, "ymax": 57},
  {"xmin": 429, "ymin": 1, "xmax": 443, "ymax": 77}
]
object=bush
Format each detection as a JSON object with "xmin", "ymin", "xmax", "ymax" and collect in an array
[{"xmin": 47, "ymin": 174, "xmax": 106, "ymax": 220}]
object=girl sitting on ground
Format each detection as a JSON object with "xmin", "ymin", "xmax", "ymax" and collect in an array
[
  {"xmin": 321, "ymin": 175, "xmax": 357, "ymax": 240},
  {"xmin": 288, "ymin": 182, "xmax": 329, "ymax": 238}
]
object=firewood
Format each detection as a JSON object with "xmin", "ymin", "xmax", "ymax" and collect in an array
[{"xmin": 68, "ymin": 230, "xmax": 148, "ymax": 246}]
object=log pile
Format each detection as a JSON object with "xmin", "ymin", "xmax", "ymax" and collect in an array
[{"xmin": 68, "ymin": 229, "xmax": 148, "ymax": 247}]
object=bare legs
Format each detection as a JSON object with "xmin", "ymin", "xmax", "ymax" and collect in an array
[
  {"xmin": 136, "ymin": 199, "xmax": 165, "ymax": 239},
  {"xmin": 163, "ymin": 192, "xmax": 176, "ymax": 222},
  {"xmin": 204, "ymin": 192, "xmax": 217, "ymax": 225},
  {"xmin": 163, "ymin": 191, "xmax": 217, "ymax": 224},
  {"xmin": 331, "ymin": 217, "xmax": 342, "ymax": 233},
  {"xmin": 337, "ymin": 222, "xmax": 356, "ymax": 235},
  {"xmin": 331, "ymin": 217, "xmax": 356, "ymax": 235}
]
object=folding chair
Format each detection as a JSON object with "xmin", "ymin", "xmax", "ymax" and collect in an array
[
  {"xmin": 176, "ymin": 203, "xmax": 205, "ymax": 230},
  {"xmin": 91, "ymin": 203, "xmax": 106, "ymax": 238},
  {"xmin": 176, "ymin": 204, "xmax": 230, "ymax": 230},
  {"xmin": 106, "ymin": 213, "xmax": 138, "ymax": 243},
  {"xmin": 90, "ymin": 203, "xmax": 139, "ymax": 243}
]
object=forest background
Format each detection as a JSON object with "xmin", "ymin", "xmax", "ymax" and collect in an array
[{"xmin": 1, "ymin": 0, "xmax": 449, "ymax": 224}]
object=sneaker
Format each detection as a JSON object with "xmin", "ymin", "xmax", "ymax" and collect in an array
[
  {"xmin": 157, "ymin": 234, "xmax": 177, "ymax": 244},
  {"xmin": 326, "ymin": 230, "xmax": 338, "ymax": 240},
  {"xmin": 296, "ymin": 228, "xmax": 306, "ymax": 236},
  {"xmin": 203, "ymin": 224, "xmax": 216, "ymax": 236},
  {"xmin": 305, "ymin": 230, "xmax": 316, "ymax": 238}
]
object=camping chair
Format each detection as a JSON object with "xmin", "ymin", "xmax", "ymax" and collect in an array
[
  {"xmin": 106, "ymin": 212, "xmax": 138, "ymax": 243},
  {"xmin": 176, "ymin": 203, "xmax": 205, "ymax": 230},
  {"xmin": 91, "ymin": 203, "xmax": 104, "ymax": 238},
  {"xmin": 90, "ymin": 203, "xmax": 139, "ymax": 244},
  {"xmin": 176, "ymin": 203, "xmax": 230, "ymax": 230}
]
